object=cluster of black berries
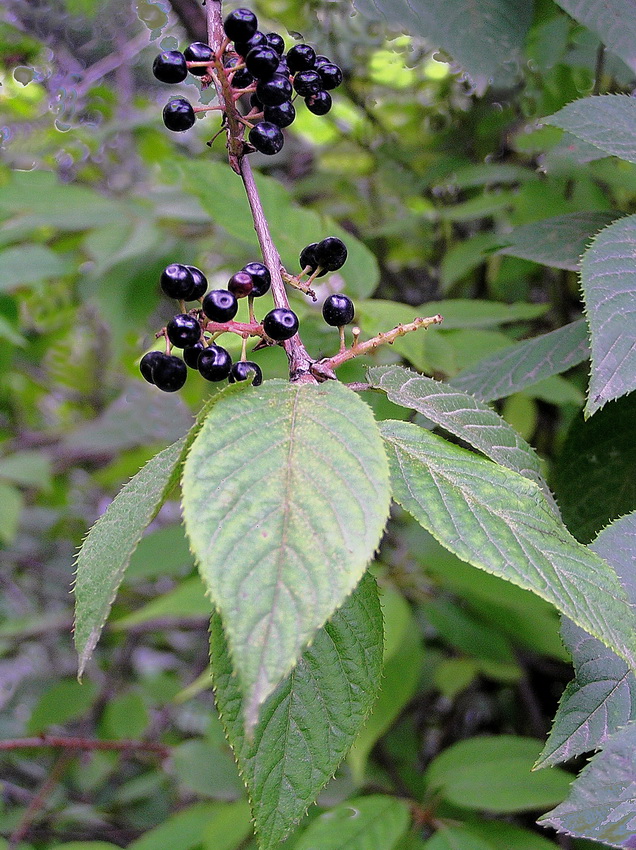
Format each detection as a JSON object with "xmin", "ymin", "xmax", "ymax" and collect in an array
[{"xmin": 153, "ymin": 7, "xmax": 343, "ymax": 155}]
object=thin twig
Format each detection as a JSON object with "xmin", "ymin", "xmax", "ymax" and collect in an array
[
  {"xmin": 9, "ymin": 752, "xmax": 72, "ymax": 848},
  {"xmin": 0, "ymin": 736, "xmax": 170, "ymax": 757}
]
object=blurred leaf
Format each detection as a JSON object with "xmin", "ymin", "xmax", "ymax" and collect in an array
[
  {"xmin": 128, "ymin": 801, "xmax": 250, "ymax": 850},
  {"xmin": 424, "ymin": 829, "xmax": 493, "ymax": 850},
  {"xmin": 358, "ymin": 299, "xmax": 548, "ymax": 331},
  {"xmin": 201, "ymin": 801, "xmax": 254, "ymax": 850},
  {"xmin": 100, "ymin": 692, "xmax": 149, "ymax": 739},
  {"xmin": 125, "ymin": 524, "xmax": 194, "ymax": 582},
  {"xmin": 437, "ymin": 193, "xmax": 516, "ymax": 222},
  {"xmin": 0, "ymin": 480, "xmax": 23, "ymax": 544},
  {"xmin": 114, "ymin": 577, "xmax": 211, "ymax": 628},
  {"xmin": 170, "ymin": 739, "xmax": 244, "ymax": 800},
  {"xmin": 546, "ymin": 95, "xmax": 636, "ymax": 164},
  {"xmin": 0, "ymin": 451, "xmax": 52, "ymax": 489},
  {"xmin": 0, "ymin": 244, "xmax": 72, "ymax": 291},
  {"xmin": 27, "ymin": 679, "xmax": 99, "ymax": 734},
  {"xmin": 427, "ymin": 821, "xmax": 559, "ymax": 849},
  {"xmin": 440, "ymin": 233, "xmax": 500, "ymax": 292},
  {"xmin": 422, "ymin": 597, "xmax": 517, "ymax": 665},
  {"xmin": 294, "ymin": 795, "xmax": 410, "ymax": 850},
  {"xmin": 434, "ymin": 658, "xmax": 479, "ymax": 700},
  {"xmin": 552, "ymin": 0, "xmax": 636, "ymax": 73}
]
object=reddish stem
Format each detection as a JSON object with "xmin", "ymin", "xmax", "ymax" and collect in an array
[{"xmin": 0, "ymin": 735, "xmax": 170, "ymax": 757}]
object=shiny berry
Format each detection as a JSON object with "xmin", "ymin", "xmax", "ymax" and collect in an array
[
  {"xmin": 223, "ymin": 8, "xmax": 258, "ymax": 43},
  {"xmin": 245, "ymin": 46, "xmax": 279, "ymax": 80},
  {"xmin": 287, "ymin": 44, "xmax": 316, "ymax": 72},
  {"xmin": 249, "ymin": 122, "xmax": 284, "ymax": 155},
  {"xmin": 229, "ymin": 360, "xmax": 263, "ymax": 386},
  {"xmin": 153, "ymin": 51, "xmax": 187, "ymax": 84},
  {"xmin": 152, "ymin": 354, "xmax": 187, "ymax": 392},
  {"xmin": 263, "ymin": 307, "xmax": 299, "ymax": 341},
  {"xmin": 316, "ymin": 236, "xmax": 347, "ymax": 271},
  {"xmin": 198, "ymin": 344, "xmax": 232, "ymax": 381},
  {"xmin": 299, "ymin": 242, "xmax": 327, "ymax": 277},
  {"xmin": 293, "ymin": 69, "xmax": 322, "ymax": 97},
  {"xmin": 276, "ymin": 58, "xmax": 289, "ymax": 75},
  {"xmin": 305, "ymin": 90, "xmax": 331, "ymax": 115},
  {"xmin": 167, "ymin": 314, "xmax": 201, "ymax": 348},
  {"xmin": 228, "ymin": 271, "xmax": 254, "ymax": 298},
  {"xmin": 202, "ymin": 289, "xmax": 238, "ymax": 322},
  {"xmin": 242, "ymin": 262, "xmax": 271, "ymax": 296},
  {"xmin": 250, "ymin": 92, "xmax": 263, "ymax": 109},
  {"xmin": 183, "ymin": 341, "xmax": 206, "ymax": 368},
  {"xmin": 264, "ymin": 100, "xmax": 295, "ymax": 127},
  {"xmin": 232, "ymin": 67, "xmax": 255, "ymax": 89},
  {"xmin": 317, "ymin": 62, "xmax": 343, "ymax": 90},
  {"xmin": 314, "ymin": 55, "xmax": 330, "ymax": 68},
  {"xmin": 322, "ymin": 294, "xmax": 354, "ymax": 326},
  {"xmin": 256, "ymin": 74, "xmax": 292, "ymax": 105},
  {"xmin": 163, "ymin": 98, "xmax": 195, "ymax": 131},
  {"xmin": 161, "ymin": 263, "xmax": 195, "ymax": 299},
  {"xmin": 184, "ymin": 42, "xmax": 213, "ymax": 76},
  {"xmin": 265, "ymin": 33, "xmax": 285, "ymax": 55},
  {"xmin": 235, "ymin": 31, "xmax": 267, "ymax": 57},
  {"xmin": 186, "ymin": 265, "xmax": 208, "ymax": 299},
  {"xmin": 140, "ymin": 351, "xmax": 163, "ymax": 384}
]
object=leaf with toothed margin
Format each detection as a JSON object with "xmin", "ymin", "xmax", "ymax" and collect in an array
[
  {"xmin": 182, "ymin": 379, "xmax": 390, "ymax": 734},
  {"xmin": 379, "ymin": 419, "xmax": 636, "ymax": 675},
  {"xmin": 551, "ymin": 0, "xmax": 636, "ymax": 73},
  {"xmin": 209, "ymin": 571, "xmax": 384, "ymax": 850},
  {"xmin": 545, "ymin": 96, "xmax": 636, "ymax": 163}
]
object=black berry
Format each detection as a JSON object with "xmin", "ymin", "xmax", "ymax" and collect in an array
[
  {"xmin": 202, "ymin": 289, "xmax": 238, "ymax": 322},
  {"xmin": 152, "ymin": 51, "xmax": 187, "ymax": 84},
  {"xmin": 287, "ymin": 44, "xmax": 316, "ymax": 73},
  {"xmin": 256, "ymin": 74, "xmax": 292, "ymax": 106},
  {"xmin": 167, "ymin": 314, "xmax": 201, "ymax": 348},
  {"xmin": 186, "ymin": 265, "xmax": 208, "ymax": 299},
  {"xmin": 263, "ymin": 100, "xmax": 296, "ymax": 127},
  {"xmin": 293, "ymin": 69, "xmax": 322, "ymax": 97},
  {"xmin": 249, "ymin": 122, "xmax": 284, "ymax": 155},
  {"xmin": 314, "ymin": 55, "xmax": 330, "ymax": 68},
  {"xmin": 317, "ymin": 62, "xmax": 343, "ymax": 90},
  {"xmin": 229, "ymin": 360, "xmax": 263, "ymax": 386},
  {"xmin": 265, "ymin": 33, "xmax": 285, "ymax": 55},
  {"xmin": 184, "ymin": 42, "xmax": 213, "ymax": 76},
  {"xmin": 242, "ymin": 262, "xmax": 271, "ymax": 296},
  {"xmin": 235, "ymin": 31, "xmax": 267, "ymax": 57},
  {"xmin": 223, "ymin": 8, "xmax": 258, "ymax": 43},
  {"xmin": 316, "ymin": 236, "xmax": 347, "ymax": 271},
  {"xmin": 232, "ymin": 67, "xmax": 255, "ymax": 89},
  {"xmin": 198, "ymin": 345, "xmax": 232, "ymax": 381},
  {"xmin": 228, "ymin": 271, "xmax": 254, "ymax": 298},
  {"xmin": 299, "ymin": 243, "xmax": 327, "ymax": 277},
  {"xmin": 305, "ymin": 91, "xmax": 332, "ymax": 115},
  {"xmin": 163, "ymin": 98, "xmax": 195, "ymax": 132},
  {"xmin": 161, "ymin": 263, "xmax": 195, "ymax": 299},
  {"xmin": 140, "ymin": 351, "xmax": 163, "ymax": 384},
  {"xmin": 263, "ymin": 307, "xmax": 299, "ymax": 341},
  {"xmin": 322, "ymin": 294, "xmax": 354, "ymax": 326},
  {"xmin": 183, "ymin": 341, "xmax": 206, "ymax": 369},
  {"xmin": 152, "ymin": 354, "xmax": 187, "ymax": 392},
  {"xmin": 245, "ymin": 46, "xmax": 279, "ymax": 80},
  {"xmin": 250, "ymin": 92, "xmax": 263, "ymax": 110}
]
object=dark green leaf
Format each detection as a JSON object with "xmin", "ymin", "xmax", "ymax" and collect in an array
[
  {"xmin": 27, "ymin": 679, "xmax": 99, "ymax": 734},
  {"xmin": 294, "ymin": 795, "xmax": 410, "ymax": 850},
  {"xmin": 546, "ymin": 95, "xmax": 636, "ymax": 164},
  {"xmin": 552, "ymin": 0, "xmax": 636, "ymax": 74}
]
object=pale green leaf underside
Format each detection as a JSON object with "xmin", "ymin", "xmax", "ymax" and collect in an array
[
  {"xmin": 210, "ymin": 572, "xmax": 384, "ymax": 850},
  {"xmin": 553, "ymin": 0, "xmax": 636, "ymax": 73},
  {"xmin": 539, "ymin": 720, "xmax": 636, "ymax": 848},
  {"xmin": 182, "ymin": 380, "xmax": 390, "ymax": 732},
  {"xmin": 451, "ymin": 320, "xmax": 590, "ymax": 402},
  {"xmin": 538, "ymin": 512, "xmax": 636, "ymax": 768},
  {"xmin": 580, "ymin": 213, "xmax": 636, "ymax": 415},
  {"xmin": 379, "ymin": 420, "xmax": 636, "ymax": 673},
  {"xmin": 294, "ymin": 794, "xmax": 410, "ymax": 850},
  {"xmin": 546, "ymin": 95, "xmax": 636, "ymax": 164}
]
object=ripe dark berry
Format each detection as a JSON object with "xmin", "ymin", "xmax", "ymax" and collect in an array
[
  {"xmin": 250, "ymin": 92, "xmax": 263, "ymax": 110},
  {"xmin": 232, "ymin": 67, "xmax": 255, "ymax": 89},
  {"xmin": 152, "ymin": 354, "xmax": 187, "ymax": 392},
  {"xmin": 202, "ymin": 289, "xmax": 238, "ymax": 322},
  {"xmin": 184, "ymin": 42, "xmax": 213, "ymax": 76},
  {"xmin": 229, "ymin": 360, "xmax": 263, "ymax": 386},
  {"xmin": 223, "ymin": 8, "xmax": 258, "ymax": 43},
  {"xmin": 186, "ymin": 265, "xmax": 208, "ymax": 299},
  {"xmin": 317, "ymin": 62, "xmax": 343, "ymax": 90},
  {"xmin": 235, "ymin": 31, "xmax": 267, "ymax": 57},
  {"xmin": 265, "ymin": 33, "xmax": 285, "ymax": 55},
  {"xmin": 263, "ymin": 307, "xmax": 299, "ymax": 341},
  {"xmin": 228, "ymin": 271, "xmax": 254, "ymax": 298},
  {"xmin": 152, "ymin": 51, "xmax": 187, "ymax": 84},
  {"xmin": 140, "ymin": 351, "xmax": 164, "ymax": 384},
  {"xmin": 245, "ymin": 46, "xmax": 279, "ymax": 80},
  {"xmin": 183, "ymin": 341, "xmax": 206, "ymax": 369},
  {"xmin": 263, "ymin": 100, "xmax": 296, "ymax": 127},
  {"xmin": 167, "ymin": 314, "xmax": 201, "ymax": 348},
  {"xmin": 316, "ymin": 236, "xmax": 347, "ymax": 271},
  {"xmin": 299, "ymin": 242, "xmax": 327, "ymax": 277},
  {"xmin": 305, "ymin": 90, "xmax": 332, "ymax": 115},
  {"xmin": 293, "ymin": 69, "xmax": 322, "ymax": 97},
  {"xmin": 242, "ymin": 261, "xmax": 271, "ymax": 296},
  {"xmin": 249, "ymin": 122, "xmax": 284, "ymax": 155},
  {"xmin": 198, "ymin": 345, "xmax": 233, "ymax": 381},
  {"xmin": 314, "ymin": 55, "xmax": 330, "ymax": 69},
  {"xmin": 163, "ymin": 98, "xmax": 195, "ymax": 132},
  {"xmin": 161, "ymin": 263, "xmax": 195, "ymax": 299},
  {"xmin": 322, "ymin": 294, "xmax": 354, "ymax": 326},
  {"xmin": 256, "ymin": 74, "xmax": 292, "ymax": 106},
  {"xmin": 287, "ymin": 44, "xmax": 316, "ymax": 72},
  {"xmin": 276, "ymin": 58, "xmax": 289, "ymax": 75}
]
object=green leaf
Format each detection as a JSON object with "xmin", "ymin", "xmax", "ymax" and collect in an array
[
  {"xmin": 358, "ymin": 299, "xmax": 548, "ymax": 332},
  {"xmin": 128, "ymin": 801, "xmax": 251, "ymax": 850},
  {"xmin": 580, "ymin": 214, "xmax": 636, "ymax": 414},
  {"xmin": 379, "ymin": 420, "xmax": 636, "ymax": 672},
  {"xmin": 0, "ymin": 244, "xmax": 73, "ymax": 291},
  {"xmin": 539, "ymin": 720, "xmax": 636, "ymax": 848},
  {"xmin": 440, "ymin": 233, "xmax": 501, "ymax": 292},
  {"xmin": 545, "ymin": 95, "xmax": 636, "ymax": 164},
  {"xmin": 552, "ymin": 0, "xmax": 636, "ymax": 74},
  {"xmin": 0, "ymin": 480, "xmax": 23, "ymax": 544},
  {"xmin": 424, "ymin": 828, "xmax": 494, "ymax": 850},
  {"xmin": 49, "ymin": 844, "xmax": 122, "ymax": 850},
  {"xmin": 170, "ymin": 739, "xmax": 245, "ymax": 800},
  {"xmin": 498, "ymin": 212, "xmax": 622, "ymax": 270},
  {"xmin": 0, "ymin": 451, "xmax": 52, "ymax": 489},
  {"xmin": 352, "ymin": 0, "xmax": 533, "ymax": 93},
  {"xmin": 210, "ymin": 572, "xmax": 384, "ymax": 849},
  {"xmin": 125, "ymin": 524, "xmax": 194, "ymax": 582},
  {"xmin": 538, "ymin": 512, "xmax": 636, "ymax": 768},
  {"xmin": 27, "ymin": 678, "xmax": 99, "ymax": 734},
  {"xmin": 294, "ymin": 795, "xmax": 411, "ymax": 850},
  {"xmin": 451, "ymin": 320, "xmax": 590, "ymax": 402},
  {"xmin": 182, "ymin": 380, "xmax": 390, "ymax": 732},
  {"xmin": 100, "ymin": 692, "xmax": 149, "ymax": 739},
  {"xmin": 426, "ymin": 821, "xmax": 559, "ymax": 849},
  {"xmin": 114, "ymin": 577, "xmax": 211, "ymax": 629},
  {"xmin": 425, "ymin": 736, "xmax": 571, "ymax": 813},
  {"xmin": 180, "ymin": 161, "xmax": 379, "ymax": 298}
]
